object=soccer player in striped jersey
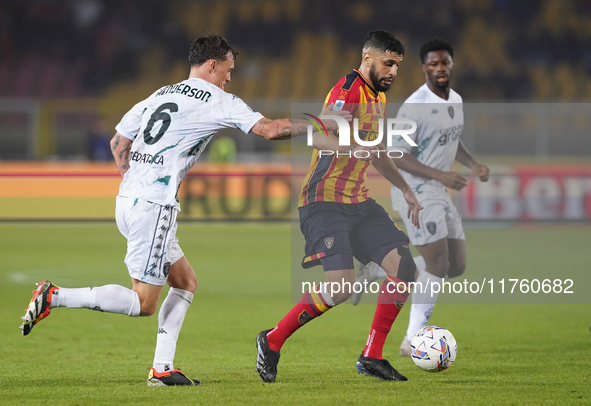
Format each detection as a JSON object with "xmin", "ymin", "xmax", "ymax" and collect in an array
[
  {"xmin": 256, "ymin": 31, "xmax": 423, "ymax": 383},
  {"xmin": 351, "ymin": 38, "xmax": 490, "ymax": 357}
]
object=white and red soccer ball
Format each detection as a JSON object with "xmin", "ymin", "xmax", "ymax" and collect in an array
[{"xmin": 410, "ymin": 326, "xmax": 457, "ymax": 372}]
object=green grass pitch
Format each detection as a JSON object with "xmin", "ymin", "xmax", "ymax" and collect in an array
[{"xmin": 0, "ymin": 223, "xmax": 589, "ymax": 405}]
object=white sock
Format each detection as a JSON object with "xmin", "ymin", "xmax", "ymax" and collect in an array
[
  {"xmin": 320, "ymin": 289, "xmax": 335, "ymax": 307},
  {"xmin": 153, "ymin": 288, "xmax": 193, "ymax": 369},
  {"xmin": 375, "ymin": 255, "xmax": 425, "ymax": 279},
  {"xmin": 405, "ymin": 270, "xmax": 442, "ymax": 340},
  {"xmin": 153, "ymin": 363, "xmax": 174, "ymax": 373},
  {"xmin": 413, "ymin": 255, "xmax": 426, "ymax": 273},
  {"xmin": 376, "ymin": 264, "xmax": 387, "ymax": 279},
  {"xmin": 52, "ymin": 285, "xmax": 140, "ymax": 317}
]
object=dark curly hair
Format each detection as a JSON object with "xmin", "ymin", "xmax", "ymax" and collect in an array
[
  {"xmin": 363, "ymin": 31, "xmax": 405, "ymax": 56},
  {"xmin": 189, "ymin": 34, "xmax": 238, "ymax": 66},
  {"xmin": 419, "ymin": 38, "xmax": 454, "ymax": 64}
]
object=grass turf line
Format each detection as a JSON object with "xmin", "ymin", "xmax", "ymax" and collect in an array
[{"xmin": 0, "ymin": 223, "xmax": 589, "ymax": 405}]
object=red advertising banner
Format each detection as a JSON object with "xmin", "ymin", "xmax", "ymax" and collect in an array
[{"xmin": 459, "ymin": 165, "xmax": 591, "ymax": 220}]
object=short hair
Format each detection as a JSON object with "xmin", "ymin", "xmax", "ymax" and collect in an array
[
  {"xmin": 363, "ymin": 31, "xmax": 405, "ymax": 56},
  {"xmin": 419, "ymin": 38, "xmax": 454, "ymax": 64},
  {"xmin": 189, "ymin": 34, "xmax": 238, "ymax": 66}
]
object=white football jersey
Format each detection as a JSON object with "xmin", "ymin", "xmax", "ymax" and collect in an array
[
  {"xmin": 389, "ymin": 83, "xmax": 464, "ymax": 192},
  {"xmin": 115, "ymin": 78, "xmax": 264, "ymax": 208}
]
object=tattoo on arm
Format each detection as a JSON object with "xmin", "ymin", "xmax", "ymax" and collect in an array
[
  {"xmin": 111, "ymin": 134, "xmax": 120, "ymax": 155},
  {"xmin": 119, "ymin": 145, "xmax": 131, "ymax": 173},
  {"xmin": 253, "ymin": 118, "xmax": 311, "ymax": 140},
  {"xmin": 289, "ymin": 120, "xmax": 309, "ymax": 137},
  {"xmin": 252, "ymin": 119, "xmax": 270, "ymax": 136},
  {"xmin": 111, "ymin": 133, "xmax": 132, "ymax": 176},
  {"xmin": 278, "ymin": 126, "xmax": 291, "ymax": 139}
]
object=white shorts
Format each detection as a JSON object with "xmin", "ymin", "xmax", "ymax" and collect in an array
[
  {"xmin": 391, "ymin": 185, "xmax": 464, "ymax": 246},
  {"xmin": 115, "ymin": 196, "xmax": 184, "ymax": 286}
]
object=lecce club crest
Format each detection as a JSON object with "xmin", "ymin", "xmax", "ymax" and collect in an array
[{"xmin": 324, "ymin": 237, "xmax": 334, "ymax": 249}]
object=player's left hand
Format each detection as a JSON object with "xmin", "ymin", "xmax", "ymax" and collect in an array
[
  {"xmin": 403, "ymin": 189, "xmax": 423, "ymax": 228},
  {"xmin": 472, "ymin": 164, "xmax": 490, "ymax": 182}
]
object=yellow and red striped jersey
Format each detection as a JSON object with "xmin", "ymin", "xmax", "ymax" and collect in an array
[{"xmin": 298, "ymin": 69, "xmax": 386, "ymax": 207}]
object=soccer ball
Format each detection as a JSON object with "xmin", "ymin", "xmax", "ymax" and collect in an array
[{"xmin": 410, "ymin": 326, "xmax": 457, "ymax": 372}]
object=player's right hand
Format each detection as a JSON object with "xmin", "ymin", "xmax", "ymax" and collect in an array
[
  {"xmin": 472, "ymin": 164, "xmax": 490, "ymax": 182},
  {"xmin": 438, "ymin": 171, "xmax": 468, "ymax": 191}
]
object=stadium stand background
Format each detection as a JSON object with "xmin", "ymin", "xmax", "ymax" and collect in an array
[
  {"xmin": 0, "ymin": 0, "xmax": 589, "ymax": 223},
  {"xmin": 1, "ymin": 0, "xmax": 591, "ymax": 160}
]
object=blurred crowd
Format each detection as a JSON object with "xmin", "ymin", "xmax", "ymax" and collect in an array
[{"xmin": 0, "ymin": 0, "xmax": 590, "ymax": 100}]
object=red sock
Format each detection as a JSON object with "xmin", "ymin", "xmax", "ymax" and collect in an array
[
  {"xmin": 363, "ymin": 276, "xmax": 410, "ymax": 359},
  {"xmin": 266, "ymin": 291, "xmax": 333, "ymax": 351}
]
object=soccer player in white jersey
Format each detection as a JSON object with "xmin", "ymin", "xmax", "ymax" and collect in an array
[
  {"xmin": 351, "ymin": 38, "xmax": 489, "ymax": 356},
  {"xmin": 19, "ymin": 34, "xmax": 350, "ymax": 386}
]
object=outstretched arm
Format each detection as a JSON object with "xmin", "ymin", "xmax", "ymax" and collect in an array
[
  {"xmin": 249, "ymin": 103, "xmax": 352, "ymax": 140},
  {"xmin": 110, "ymin": 132, "xmax": 133, "ymax": 176},
  {"xmin": 250, "ymin": 118, "xmax": 310, "ymax": 140},
  {"xmin": 455, "ymin": 139, "xmax": 489, "ymax": 182}
]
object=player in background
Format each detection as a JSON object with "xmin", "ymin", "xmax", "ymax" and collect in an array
[
  {"xmin": 19, "ymin": 34, "xmax": 350, "ymax": 386},
  {"xmin": 350, "ymin": 38, "xmax": 490, "ymax": 356},
  {"xmin": 256, "ymin": 31, "xmax": 423, "ymax": 383}
]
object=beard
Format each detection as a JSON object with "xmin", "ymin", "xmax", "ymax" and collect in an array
[{"xmin": 369, "ymin": 63, "xmax": 393, "ymax": 92}]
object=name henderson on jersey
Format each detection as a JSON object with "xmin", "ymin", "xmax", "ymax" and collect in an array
[
  {"xmin": 130, "ymin": 150, "xmax": 164, "ymax": 165},
  {"xmin": 155, "ymin": 83, "xmax": 212, "ymax": 102}
]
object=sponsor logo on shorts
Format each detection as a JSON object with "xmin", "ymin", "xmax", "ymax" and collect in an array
[
  {"xmin": 427, "ymin": 222, "xmax": 437, "ymax": 235},
  {"xmin": 324, "ymin": 237, "xmax": 334, "ymax": 249}
]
